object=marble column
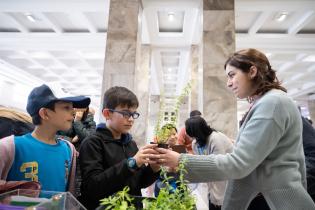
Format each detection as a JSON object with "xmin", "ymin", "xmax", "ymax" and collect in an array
[
  {"xmin": 147, "ymin": 95, "xmax": 160, "ymax": 144},
  {"xmin": 308, "ymin": 100, "xmax": 315, "ymax": 123},
  {"xmin": 132, "ymin": 45, "xmax": 151, "ymax": 146},
  {"xmin": 101, "ymin": 0, "xmax": 140, "ymax": 95},
  {"xmin": 100, "ymin": 0, "xmax": 151, "ymax": 145},
  {"xmin": 202, "ymin": 0, "xmax": 237, "ymax": 138},
  {"xmin": 178, "ymin": 96, "xmax": 189, "ymax": 129},
  {"xmin": 190, "ymin": 45, "xmax": 200, "ymax": 112}
]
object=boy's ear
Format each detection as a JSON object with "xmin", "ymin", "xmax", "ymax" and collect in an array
[
  {"xmin": 38, "ymin": 108, "xmax": 49, "ymax": 120},
  {"xmin": 102, "ymin": 109, "xmax": 111, "ymax": 120}
]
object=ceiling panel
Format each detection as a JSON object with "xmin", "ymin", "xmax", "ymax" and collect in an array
[
  {"xmin": 299, "ymin": 15, "xmax": 315, "ymax": 33},
  {"xmin": 44, "ymin": 12, "xmax": 89, "ymax": 32},
  {"xmin": 235, "ymin": 11, "xmax": 259, "ymax": 32}
]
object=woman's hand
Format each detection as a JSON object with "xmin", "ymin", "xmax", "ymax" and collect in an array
[
  {"xmin": 134, "ymin": 144, "xmax": 159, "ymax": 167},
  {"xmin": 155, "ymin": 148, "xmax": 180, "ymax": 169}
]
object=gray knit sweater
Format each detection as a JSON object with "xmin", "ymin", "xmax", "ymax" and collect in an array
[{"xmin": 180, "ymin": 89, "xmax": 315, "ymax": 210}]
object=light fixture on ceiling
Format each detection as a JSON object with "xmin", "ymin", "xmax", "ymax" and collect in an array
[
  {"xmin": 275, "ymin": 12, "xmax": 288, "ymax": 22},
  {"xmin": 168, "ymin": 12, "xmax": 175, "ymax": 21},
  {"xmin": 167, "ymin": 68, "xmax": 172, "ymax": 72},
  {"xmin": 25, "ymin": 13, "xmax": 40, "ymax": 22}
]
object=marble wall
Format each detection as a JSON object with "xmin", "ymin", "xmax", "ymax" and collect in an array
[
  {"xmin": 147, "ymin": 95, "xmax": 161, "ymax": 143},
  {"xmin": 178, "ymin": 96, "xmax": 189, "ymax": 129},
  {"xmin": 190, "ymin": 45, "xmax": 200, "ymax": 112},
  {"xmin": 132, "ymin": 45, "xmax": 150, "ymax": 146},
  {"xmin": 202, "ymin": 0, "xmax": 237, "ymax": 138}
]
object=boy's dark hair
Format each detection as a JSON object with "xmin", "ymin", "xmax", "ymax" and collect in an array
[
  {"xmin": 190, "ymin": 110, "xmax": 202, "ymax": 118},
  {"xmin": 102, "ymin": 86, "xmax": 139, "ymax": 110},
  {"xmin": 32, "ymin": 101, "xmax": 56, "ymax": 125}
]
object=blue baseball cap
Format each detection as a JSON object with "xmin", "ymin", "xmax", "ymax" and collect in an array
[{"xmin": 26, "ymin": 84, "xmax": 91, "ymax": 116}]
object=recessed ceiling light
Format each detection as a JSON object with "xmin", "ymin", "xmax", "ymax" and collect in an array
[
  {"xmin": 168, "ymin": 12, "xmax": 175, "ymax": 21},
  {"xmin": 275, "ymin": 12, "xmax": 288, "ymax": 22},
  {"xmin": 25, "ymin": 13, "xmax": 41, "ymax": 22},
  {"xmin": 25, "ymin": 13, "xmax": 36, "ymax": 22}
]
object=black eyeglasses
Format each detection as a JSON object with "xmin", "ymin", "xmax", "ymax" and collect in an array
[{"xmin": 108, "ymin": 109, "xmax": 140, "ymax": 119}]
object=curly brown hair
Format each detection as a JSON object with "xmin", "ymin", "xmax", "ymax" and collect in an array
[{"xmin": 224, "ymin": 48, "xmax": 286, "ymax": 100}]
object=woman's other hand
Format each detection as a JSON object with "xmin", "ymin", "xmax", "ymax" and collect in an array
[{"xmin": 155, "ymin": 147, "xmax": 180, "ymax": 168}]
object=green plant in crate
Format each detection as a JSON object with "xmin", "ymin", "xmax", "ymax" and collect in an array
[
  {"xmin": 98, "ymin": 161, "xmax": 195, "ymax": 210},
  {"xmin": 99, "ymin": 186, "xmax": 136, "ymax": 210},
  {"xmin": 143, "ymin": 160, "xmax": 196, "ymax": 210}
]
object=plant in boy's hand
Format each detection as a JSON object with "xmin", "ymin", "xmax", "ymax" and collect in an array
[{"xmin": 133, "ymin": 144, "xmax": 160, "ymax": 168}]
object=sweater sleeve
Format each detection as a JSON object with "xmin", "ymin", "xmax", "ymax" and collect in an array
[{"xmin": 180, "ymin": 115, "xmax": 284, "ymax": 182}]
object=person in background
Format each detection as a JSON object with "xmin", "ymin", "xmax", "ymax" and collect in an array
[
  {"xmin": 177, "ymin": 110, "xmax": 202, "ymax": 153},
  {"xmin": 156, "ymin": 48, "xmax": 315, "ymax": 209},
  {"xmin": 0, "ymin": 84, "xmax": 90, "ymax": 194},
  {"xmin": 186, "ymin": 116, "xmax": 233, "ymax": 210},
  {"xmin": 154, "ymin": 123, "xmax": 179, "ymax": 197},
  {"xmin": 79, "ymin": 86, "xmax": 160, "ymax": 210},
  {"xmin": 0, "ymin": 107, "xmax": 34, "ymax": 139},
  {"xmin": 154, "ymin": 123, "xmax": 178, "ymax": 147},
  {"xmin": 58, "ymin": 106, "xmax": 96, "ymax": 149}
]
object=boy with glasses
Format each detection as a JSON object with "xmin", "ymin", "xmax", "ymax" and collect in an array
[{"xmin": 79, "ymin": 86, "xmax": 160, "ymax": 210}]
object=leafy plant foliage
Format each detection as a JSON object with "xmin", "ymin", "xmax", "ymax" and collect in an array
[
  {"xmin": 154, "ymin": 81, "xmax": 192, "ymax": 144},
  {"xmin": 99, "ymin": 161, "xmax": 196, "ymax": 210}
]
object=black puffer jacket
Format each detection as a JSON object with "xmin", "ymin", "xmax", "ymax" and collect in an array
[{"xmin": 79, "ymin": 125, "xmax": 159, "ymax": 210}]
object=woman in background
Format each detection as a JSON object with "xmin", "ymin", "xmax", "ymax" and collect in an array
[{"xmin": 186, "ymin": 116, "xmax": 233, "ymax": 210}]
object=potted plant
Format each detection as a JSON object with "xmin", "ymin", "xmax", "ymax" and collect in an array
[
  {"xmin": 153, "ymin": 81, "xmax": 192, "ymax": 148},
  {"xmin": 154, "ymin": 123, "xmax": 175, "ymax": 148}
]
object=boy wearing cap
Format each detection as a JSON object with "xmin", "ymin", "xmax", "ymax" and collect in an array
[
  {"xmin": 79, "ymin": 86, "xmax": 160, "ymax": 209},
  {"xmin": 0, "ymin": 84, "xmax": 90, "ymax": 194}
]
